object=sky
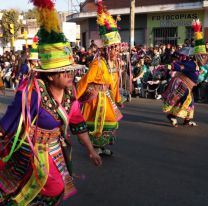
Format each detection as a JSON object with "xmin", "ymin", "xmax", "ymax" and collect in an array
[{"xmin": 0, "ymin": 0, "xmax": 76, "ymax": 12}]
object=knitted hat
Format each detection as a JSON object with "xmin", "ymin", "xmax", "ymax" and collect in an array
[
  {"xmin": 97, "ymin": 0, "xmax": 121, "ymax": 47},
  {"xmin": 192, "ymin": 19, "xmax": 206, "ymax": 54},
  {"xmin": 28, "ymin": 36, "xmax": 39, "ymax": 60},
  {"xmin": 30, "ymin": 0, "xmax": 78, "ymax": 72}
]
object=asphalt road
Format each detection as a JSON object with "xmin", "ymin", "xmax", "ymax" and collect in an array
[{"xmin": 0, "ymin": 92, "xmax": 208, "ymax": 206}]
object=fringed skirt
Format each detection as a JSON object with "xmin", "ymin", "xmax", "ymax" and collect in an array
[
  {"xmin": 0, "ymin": 193, "xmax": 62, "ymax": 206},
  {"xmin": 162, "ymin": 77, "xmax": 194, "ymax": 119}
]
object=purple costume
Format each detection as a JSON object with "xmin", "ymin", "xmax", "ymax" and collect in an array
[
  {"xmin": 0, "ymin": 78, "xmax": 88, "ymax": 205},
  {"xmin": 162, "ymin": 60, "xmax": 199, "ymax": 120}
]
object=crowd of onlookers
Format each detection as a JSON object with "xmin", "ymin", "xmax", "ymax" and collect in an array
[
  {"xmin": 1, "ymin": 40, "xmax": 208, "ymax": 103},
  {"xmin": 0, "ymin": 51, "xmax": 23, "ymax": 90},
  {"xmin": 130, "ymin": 42, "xmax": 208, "ymax": 103}
]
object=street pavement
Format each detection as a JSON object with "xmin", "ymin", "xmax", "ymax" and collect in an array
[{"xmin": 0, "ymin": 92, "xmax": 208, "ymax": 206}]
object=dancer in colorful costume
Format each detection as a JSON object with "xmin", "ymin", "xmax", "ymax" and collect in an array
[
  {"xmin": 76, "ymin": 0, "xmax": 123, "ymax": 156},
  {"xmin": 98, "ymin": 0, "xmax": 123, "ymax": 106},
  {"xmin": 0, "ymin": 0, "xmax": 102, "ymax": 205},
  {"xmin": 162, "ymin": 19, "xmax": 207, "ymax": 127}
]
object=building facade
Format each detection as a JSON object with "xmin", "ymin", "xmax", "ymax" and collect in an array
[
  {"xmin": 0, "ymin": 13, "xmax": 39, "ymax": 53},
  {"xmin": 67, "ymin": 0, "xmax": 208, "ymax": 48},
  {"xmin": 0, "ymin": 11, "xmax": 76, "ymax": 53},
  {"xmin": 147, "ymin": 10, "xmax": 204, "ymax": 47}
]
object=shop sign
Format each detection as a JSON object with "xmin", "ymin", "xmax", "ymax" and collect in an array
[
  {"xmin": 151, "ymin": 13, "xmax": 199, "ymax": 27},
  {"xmin": 160, "ymin": 20, "xmax": 193, "ymax": 27}
]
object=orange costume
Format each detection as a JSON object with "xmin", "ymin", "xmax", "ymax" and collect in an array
[
  {"xmin": 0, "ymin": 76, "xmax": 4, "ymax": 90},
  {"xmin": 77, "ymin": 57, "xmax": 122, "ymax": 147}
]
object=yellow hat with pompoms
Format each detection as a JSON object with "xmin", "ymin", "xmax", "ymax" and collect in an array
[{"xmin": 29, "ymin": 0, "xmax": 82, "ymax": 72}]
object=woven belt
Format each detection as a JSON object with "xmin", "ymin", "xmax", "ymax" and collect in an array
[
  {"xmin": 30, "ymin": 126, "xmax": 61, "ymax": 144},
  {"xmin": 178, "ymin": 73, "xmax": 196, "ymax": 90},
  {"xmin": 109, "ymin": 68, "xmax": 118, "ymax": 73},
  {"xmin": 88, "ymin": 84, "xmax": 109, "ymax": 92}
]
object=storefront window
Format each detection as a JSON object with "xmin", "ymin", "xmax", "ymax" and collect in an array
[
  {"xmin": 185, "ymin": 27, "xmax": 194, "ymax": 45},
  {"xmin": 153, "ymin": 27, "xmax": 178, "ymax": 46}
]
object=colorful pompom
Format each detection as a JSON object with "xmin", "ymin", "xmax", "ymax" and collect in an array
[
  {"xmin": 36, "ymin": 8, "xmax": 60, "ymax": 33},
  {"xmin": 97, "ymin": 0, "xmax": 118, "ymax": 33},
  {"xmin": 29, "ymin": 0, "xmax": 54, "ymax": 9},
  {"xmin": 192, "ymin": 19, "xmax": 202, "ymax": 33}
]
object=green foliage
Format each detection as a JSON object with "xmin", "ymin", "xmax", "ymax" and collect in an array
[
  {"xmin": 24, "ymin": 9, "xmax": 37, "ymax": 20},
  {"xmin": 1, "ymin": 9, "xmax": 22, "ymax": 44}
]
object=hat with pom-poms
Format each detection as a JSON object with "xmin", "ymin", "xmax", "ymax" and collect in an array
[
  {"xmin": 29, "ymin": 0, "xmax": 79, "ymax": 72},
  {"xmin": 97, "ymin": 0, "xmax": 121, "ymax": 47},
  {"xmin": 28, "ymin": 36, "xmax": 39, "ymax": 60},
  {"xmin": 192, "ymin": 19, "xmax": 207, "ymax": 54}
]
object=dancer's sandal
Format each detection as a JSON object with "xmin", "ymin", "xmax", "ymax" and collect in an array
[
  {"xmin": 167, "ymin": 115, "xmax": 178, "ymax": 127},
  {"xmin": 94, "ymin": 148, "xmax": 103, "ymax": 155},
  {"xmin": 101, "ymin": 148, "xmax": 113, "ymax": 156},
  {"xmin": 183, "ymin": 120, "xmax": 197, "ymax": 127}
]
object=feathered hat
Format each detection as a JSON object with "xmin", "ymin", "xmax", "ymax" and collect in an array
[
  {"xmin": 29, "ymin": 0, "xmax": 77, "ymax": 72},
  {"xmin": 192, "ymin": 19, "xmax": 207, "ymax": 54},
  {"xmin": 97, "ymin": 0, "xmax": 121, "ymax": 47}
]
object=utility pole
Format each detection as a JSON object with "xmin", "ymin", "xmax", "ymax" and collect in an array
[
  {"xmin": 130, "ymin": 0, "xmax": 135, "ymax": 49},
  {"xmin": 9, "ymin": 23, "xmax": 15, "ymax": 51},
  {"xmin": 68, "ymin": 0, "xmax": 70, "ymax": 14},
  {"xmin": 24, "ymin": 31, "xmax": 28, "ymax": 49}
]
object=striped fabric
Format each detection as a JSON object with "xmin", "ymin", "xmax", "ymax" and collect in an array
[
  {"xmin": 106, "ymin": 90, "xmax": 123, "ymax": 121},
  {"xmin": 162, "ymin": 76, "xmax": 195, "ymax": 119},
  {"xmin": 0, "ymin": 141, "xmax": 32, "ymax": 199},
  {"xmin": 39, "ymin": 42, "xmax": 74, "ymax": 70},
  {"xmin": 28, "ymin": 193, "xmax": 62, "ymax": 206},
  {"xmin": 48, "ymin": 138, "xmax": 77, "ymax": 200},
  {"xmin": 102, "ymin": 31, "xmax": 121, "ymax": 47},
  {"xmin": 89, "ymin": 91, "xmax": 106, "ymax": 137}
]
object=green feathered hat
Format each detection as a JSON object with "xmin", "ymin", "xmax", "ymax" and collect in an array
[{"xmin": 192, "ymin": 19, "xmax": 207, "ymax": 54}]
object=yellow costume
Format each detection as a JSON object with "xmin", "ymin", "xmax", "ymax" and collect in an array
[
  {"xmin": 77, "ymin": 57, "xmax": 122, "ymax": 147},
  {"xmin": 108, "ymin": 60, "xmax": 122, "ymax": 104}
]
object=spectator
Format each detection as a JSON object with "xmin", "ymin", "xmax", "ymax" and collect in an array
[
  {"xmin": 151, "ymin": 48, "xmax": 161, "ymax": 68},
  {"xmin": 85, "ymin": 48, "xmax": 94, "ymax": 68},
  {"xmin": 193, "ymin": 60, "xmax": 208, "ymax": 102},
  {"xmin": 77, "ymin": 47, "xmax": 87, "ymax": 65},
  {"xmin": 89, "ymin": 39, "xmax": 98, "ymax": 50},
  {"xmin": 2, "ymin": 62, "xmax": 13, "ymax": 88},
  {"xmin": 161, "ymin": 44, "xmax": 172, "ymax": 64}
]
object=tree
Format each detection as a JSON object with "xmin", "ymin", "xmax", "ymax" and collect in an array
[
  {"xmin": 24, "ymin": 9, "xmax": 37, "ymax": 20},
  {"xmin": 1, "ymin": 9, "xmax": 22, "ymax": 45}
]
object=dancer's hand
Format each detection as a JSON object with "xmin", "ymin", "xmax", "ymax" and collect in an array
[
  {"xmin": 133, "ymin": 78, "xmax": 137, "ymax": 81},
  {"xmin": 77, "ymin": 132, "xmax": 102, "ymax": 166},
  {"xmin": 89, "ymin": 150, "xmax": 102, "ymax": 166}
]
